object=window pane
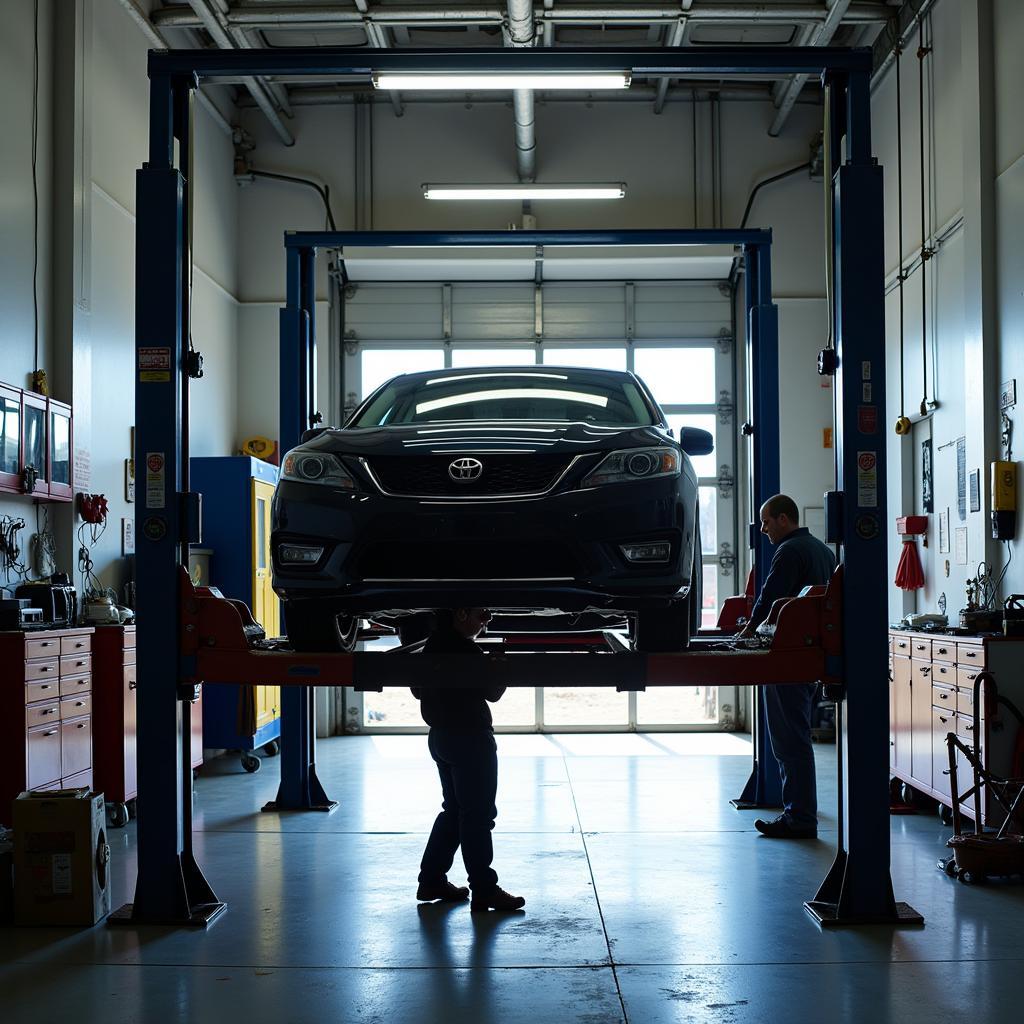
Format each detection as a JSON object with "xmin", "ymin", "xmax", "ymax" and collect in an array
[
  {"xmin": 50, "ymin": 412, "xmax": 70, "ymax": 485},
  {"xmin": 543, "ymin": 347, "xmax": 627, "ymax": 371},
  {"xmin": 361, "ymin": 636, "xmax": 427, "ymax": 727},
  {"xmin": 698, "ymin": 485, "xmax": 717, "ymax": 552},
  {"xmin": 489, "ymin": 687, "xmax": 536, "ymax": 727},
  {"xmin": 666, "ymin": 413, "xmax": 717, "ymax": 478},
  {"xmin": 636, "ymin": 687, "xmax": 718, "ymax": 725},
  {"xmin": 634, "ymin": 347, "xmax": 715, "ymax": 405},
  {"xmin": 361, "ymin": 349, "xmax": 445, "ymax": 398},
  {"xmin": 256, "ymin": 500, "xmax": 267, "ymax": 570},
  {"xmin": 0, "ymin": 398, "xmax": 19, "ymax": 475},
  {"xmin": 24, "ymin": 405, "xmax": 45, "ymax": 474},
  {"xmin": 451, "ymin": 348, "xmax": 535, "ymax": 368},
  {"xmin": 702, "ymin": 562, "xmax": 719, "ymax": 629},
  {"xmin": 543, "ymin": 687, "xmax": 627, "ymax": 726}
]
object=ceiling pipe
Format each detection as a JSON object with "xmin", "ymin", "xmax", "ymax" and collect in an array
[
  {"xmin": 768, "ymin": 0, "xmax": 852, "ymax": 137},
  {"xmin": 653, "ymin": 13, "xmax": 689, "ymax": 115},
  {"xmin": 507, "ymin": 0, "xmax": 537, "ymax": 183},
  {"xmin": 354, "ymin": 0, "xmax": 404, "ymax": 116},
  {"xmin": 114, "ymin": 0, "xmax": 233, "ymax": 135},
  {"xmin": 151, "ymin": 3, "xmax": 894, "ymax": 31},
  {"xmin": 185, "ymin": 0, "xmax": 295, "ymax": 146}
]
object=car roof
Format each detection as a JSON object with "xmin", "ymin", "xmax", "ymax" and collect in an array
[{"xmin": 387, "ymin": 365, "xmax": 634, "ymax": 383}]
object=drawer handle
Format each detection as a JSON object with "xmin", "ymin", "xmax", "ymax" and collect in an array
[
  {"xmin": 128, "ymin": 680, "xmax": 137, "ymax": 689},
  {"xmin": 75, "ymin": 642, "xmax": 85, "ymax": 648},
  {"xmin": 939, "ymin": 716, "xmax": 948, "ymax": 724},
  {"xmin": 75, "ymin": 723, "xmax": 86, "ymax": 730},
  {"xmin": 40, "ymin": 641, "xmax": 54, "ymax": 647},
  {"xmin": 939, "ymin": 692, "xmax": 949, "ymax": 700},
  {"xmin": 898, "ymin": 642, "xmax": 907, "ymax": 648},
  {"xmin": 39, "ymin": 665, "xmax": 52, "ymax": 673},
  {"xmin": 916, "ymin": 644, "xmax": 926, "ymax": 650},
  {"xmin": 920, "ymin": 666, "xmax": 931, "ymax": 675},
  {"xmin": 966, "ymin": 651, "xmax": 977, "ymax": 658},
  {"xmin": 39, "ymin": 684, "xmax": 51, "ymax": 690},
  {"xmin": 938, "ymin": 647, "xmax": 948, "ymax": 654},
  {"xmin": 75, "ymin": 701, "xmax": 85, "ymax": 707},
  {"xmin": 43, "ymin": 729, "xmax": 57, "ymax": 736},
  {"xmin": 939, "ymin": 667, "xmax": 948, "ymax": 674},
  {"xmin": 75, "ymin": 660, "xmax": 86, "ymax": 667}
]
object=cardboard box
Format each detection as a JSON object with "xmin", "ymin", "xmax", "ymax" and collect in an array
[{"xmin": 13, "ymin": 789, "xmax": 111, "ymax": 926}]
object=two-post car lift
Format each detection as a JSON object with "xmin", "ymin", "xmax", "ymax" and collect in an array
[{"xmin": 121, "ymin": 44, "xmax": 920, "ymax": 930}]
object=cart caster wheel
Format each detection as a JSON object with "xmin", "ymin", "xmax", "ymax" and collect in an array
[
  {"xmin": 900, "ymin": 782, "xmax": 918, "ymax": 806},
  {"xmin": 126, "ymin": 798, "xmax": 137, "ymax": 820},
  {"xmin": 107, "ymin": 802, "xmax": 129, "ymax": 828},
  {"xmin": 940, "ymin": 856, "xmax": 958, "ymax": 877},
  {"xmin": 938, "ymin": 804, "xmax": 954, "ymax": 826},
  {"xmin": 262, "ymin": 740, "xmax": 280, "ymax": 757},
  {"xmin": 241, "ymin": 753, "xmax": 262, "ymax": 773},
  {"xmin": 889, "ymin": 777, "xmax": 903, "ymax": 802}
]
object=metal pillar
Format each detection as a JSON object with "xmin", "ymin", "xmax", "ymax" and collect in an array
[
  {"xmin": 805, "ymin": 71, "xmax": 920, "ymax": 925},
  {"xmin": 265, "ymin": 244, "xmax": 337, "ymax": 813},
  {"xmin": 115, "ymin": 72, "xmax": 223, "ymax": 926},
  {"xmin": 731, "ymin": 239, "xmax": 783, "ymax": 810}
]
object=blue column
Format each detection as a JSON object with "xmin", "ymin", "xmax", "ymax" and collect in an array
[
  {"xmin": 269, "ymin": 245, "xmax": 336, "ymax": 813},
  {"xmin": 119, "ymin": 75, "xmax": 222, "ymax": 925},
  {"xmin": 806, "ymin": 72, "xmax": 920, "ymax": 925},
  {"xmin": 731, "ymin": 240, "xmax": 783, "ymax": 810}
]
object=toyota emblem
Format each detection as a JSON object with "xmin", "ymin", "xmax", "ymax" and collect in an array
[{"xmin": 448, "ymin": 457, "xmax": 483, "ymax": 482}]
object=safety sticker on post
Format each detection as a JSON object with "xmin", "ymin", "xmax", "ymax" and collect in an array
[
  {"xmin": 139, "ymin": 347, "xmax": 171, "ymax": 382},
  {"xmin": 857, "ymin": 451, "xmax": 878, "ymax": 508},
  {"xmin": 145, "ymin": 452, "xmax": 166, "ymax": 509}
]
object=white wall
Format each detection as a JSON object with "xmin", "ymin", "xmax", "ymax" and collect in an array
[{"xmin": 0, "ymin": 0, "xmax": 240, "ymax": 600}]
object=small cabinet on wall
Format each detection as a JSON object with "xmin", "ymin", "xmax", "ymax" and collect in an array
[
  {"xmin": 889, "ymin": 630, "xmax": 1024, "ymax": 825},
  {"xmin": 0, "ymin": 379, "xmax": 73, "ymax": 501},
  {"xmin": 190, "ymin": 457, "xmax": 281, "ymax": 766}
]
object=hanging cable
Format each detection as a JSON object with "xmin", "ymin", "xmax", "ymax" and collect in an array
[
  {"xmin": 246, "ymin": 169, "xmax": 337, "ymax": 231},
  {"xmin": 822, "ymin": 83, "xmax": 834, "ymax": 353},
  {"xmin": 917, "ymin": 31, "xmax": 933, "ymax": 417},
  {"xmin": 32, "ymin": 0, "xmax": 40, "ymax": 375},
  {"xmin": 894, "ymin": 47, "xmax": 911, "ymax": 436}
]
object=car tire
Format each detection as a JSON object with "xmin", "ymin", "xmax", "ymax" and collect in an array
[{"xmin": 285, "ymin": 601, "xmax": 359, "ymax": 652}]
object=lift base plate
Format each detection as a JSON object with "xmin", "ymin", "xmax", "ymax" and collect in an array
[{"xmin": 803, "ymin": 899, "xmax": 924, "ymax": 927}]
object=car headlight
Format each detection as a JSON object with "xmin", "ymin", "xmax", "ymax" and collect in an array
[
  {"xmin": 281, "ymin": 448, "xmax": 358, "ymax": 489},
  {"xmin": 580, "ymin": 446, "xmax": 681, "ymax": 488}
]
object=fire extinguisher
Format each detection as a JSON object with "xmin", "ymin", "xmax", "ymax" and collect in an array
[{"xmin": 991, "ymin": 461, "xmax": 1017, "ymax": 540}]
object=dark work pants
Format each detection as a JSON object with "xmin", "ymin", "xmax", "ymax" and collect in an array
[
  {"xmin": 763, "ymin": 682, "xmax": 818, "ymax": 827},
  {"xmin": 419, "ymin": 728, "xmax": 499, "ymax": 892}
]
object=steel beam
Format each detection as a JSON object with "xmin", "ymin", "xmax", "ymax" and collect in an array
[{"xmin": 149, "ymin": 45, "xmax": 874, "ymax": 79}]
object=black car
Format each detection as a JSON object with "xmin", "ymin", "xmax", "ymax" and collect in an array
[{"xmin": 271, "ymin": 366, "xmax": 711, "ymax": 651}]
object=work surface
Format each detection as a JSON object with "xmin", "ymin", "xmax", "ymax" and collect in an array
[{"xmin": 3, "ymin": 733, "xmax": 1022, "ymax": 1023}]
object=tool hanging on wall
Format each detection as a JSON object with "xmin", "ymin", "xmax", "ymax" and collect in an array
[
  {"xmin": 992, "ymin": 412, "xmax": 1017, "ymax": 541},
  {"xmin": 895, "ymin": 515, "xmax": 927, "ymax": 591}
]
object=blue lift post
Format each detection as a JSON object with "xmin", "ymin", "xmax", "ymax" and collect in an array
[
  {"xmin": 731, "ymin": 239, "xmax": 784, "ymax": 811},
  {"xmin": 126, "ymin": 44, "xmax": 918, "ymax": 928}
]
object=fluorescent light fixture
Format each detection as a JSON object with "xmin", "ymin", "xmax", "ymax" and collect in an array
[
  {"xmin": 416, "ymin": 389, "xmax": 609, "ymax": 415},
  {"xmin": 374, "ymin": 72, "xmax": 630, "ymax": 91},
  {"xmin": 423, "ymin": 184, "xmax": 626, "ymax": 201}
]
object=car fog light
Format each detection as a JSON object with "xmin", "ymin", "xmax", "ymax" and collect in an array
[
  {"xmin": 620, "ymin": 542, "xmax": 671, "ymax": 563},
  {"xmin": 280, "ymin": 544, "xmax": 325, "ymax": 564}
]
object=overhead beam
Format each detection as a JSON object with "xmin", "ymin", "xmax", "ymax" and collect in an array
[
  {"xmin": 768, "ymin": 0, "xmax": 853, "ymax": 137},
  {"xmin": 114, "ymin": 0, "xmax": 232, "ymax": 135},
  {"xmin": 354, "ymin": 0, "xmax": 404, "ymax": 116},
  {"xmin": 150, "ymin": 3, "xmax": 897, "ymax": 31}
]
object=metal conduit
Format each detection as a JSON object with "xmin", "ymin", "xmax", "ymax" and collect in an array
[
  {"xmin": 151, "ymin": 2, "xmax": 895, "ymax": 30},
  {"xmin": 508, "ymin": 0, "xmax": 537, "ymax": 182},
  {"xmin": 186, "ymin": 0, "xmax": 295, "ymax": 146}
]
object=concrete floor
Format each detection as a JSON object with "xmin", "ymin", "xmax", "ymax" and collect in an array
[{"xmin": 3, "ymin": 732, "xmax": 1022, "ymax": 1023}]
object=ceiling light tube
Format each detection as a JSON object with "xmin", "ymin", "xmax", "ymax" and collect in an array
[
  {"xmin": 373, "ymin": 72, "xmax": 631, "ymax": 91},
  {"xmin": 423, "ymin": 184, "xmax": 626, "ymax": 201}
]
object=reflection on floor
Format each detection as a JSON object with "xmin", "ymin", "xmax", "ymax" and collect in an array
[{"xmin": 4, "ymin": 733, "xmax": 1023, "ymax": 1023}]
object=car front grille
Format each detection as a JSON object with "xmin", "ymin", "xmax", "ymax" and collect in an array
[
  {"xmin": 364, "ymin": 453, "xmax": 574, "ymax": 498},
  {"xmin": 356, "ymin": 541, "xmax": 580, "ymax": 580}
]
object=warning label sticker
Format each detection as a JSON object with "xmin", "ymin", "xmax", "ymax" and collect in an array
[
  {"xmin": 857, "ymin": 451, "xmax": 878, "ymax": 508},
  {"xmin": 145, "ymin": 452, "xmax": 166, "ymax": 510},
  {"xmin": 139, "ymin": 347, "xmax": 171, "ymax": 370},
  {"xmin": 858, "ymin": 405, "xmax": 878, "ymax": 434}
]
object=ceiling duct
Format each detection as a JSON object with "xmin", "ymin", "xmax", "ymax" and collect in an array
[{"xmin": 507, "ymin": 0, "xmax": 537, "ymax": 182}]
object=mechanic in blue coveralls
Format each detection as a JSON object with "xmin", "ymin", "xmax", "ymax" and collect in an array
[
  {"xmin": 737, "ymin": 495, "xmax": 836, "ymax": 839},
  {"xmin": 413, "ymin": 607, "xmax": 526, "ymax": 912}
]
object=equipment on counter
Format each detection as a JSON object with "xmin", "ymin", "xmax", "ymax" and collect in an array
[
  {"xmin": 82, "ymin": 594, "xmax": 134, "ymax": 626},
  {"xmin": 959, "ymin": 608, "xmax": 1004, "ymax": 633},
  {"xmin": 902, "ymin": 612, "xmax": 948, "ymax": 628},
  {"xmin": 14, "ymin": 573, "xmax": 78, "ymax": 625},
  {"xmin": 0, "ymin": 599, "xmax": 44, "ymax": 630},
  {"xmin": 1003, "ymin": 595, "xmax": 1024, "ymax": 638}
]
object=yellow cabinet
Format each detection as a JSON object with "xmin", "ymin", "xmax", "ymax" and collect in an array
[{"xmin": 252, "ymin": 478, "xmax": 280, "ymax": 731}]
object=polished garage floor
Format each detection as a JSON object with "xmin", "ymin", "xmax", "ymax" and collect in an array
[{"xmin": 3, "ymin": 732, "xmax": 1023, "ymax": 1023}]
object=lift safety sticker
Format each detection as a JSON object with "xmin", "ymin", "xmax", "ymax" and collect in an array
[
  {"xmin": 145, "ymin": 452, "xmax": 166, "ymax": 510},
  {"xmin": 855, "ymin": 513, "xmax": 881, "ymax": 540},
  {"xmin": 861, "ymin": 361, "xmax": 872, "ymax": 381},
  {"xmin": 143, "ymin": 516, "xmax": 167, "ymax": 542},
  {"xmin": 139, "ymin": 347, "xmax": 171, "ymax": 382},
  {"xmin": 857, "ymin": 451, "xmax": 878, "ymax": 508},
  {"xmin": 857, "ymin": 405, "xmax": 878, "ymax": 434}
]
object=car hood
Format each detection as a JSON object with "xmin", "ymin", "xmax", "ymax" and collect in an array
[{"xmin": 305, "ymin": 421, "xmax": 673, "ymax": 457}]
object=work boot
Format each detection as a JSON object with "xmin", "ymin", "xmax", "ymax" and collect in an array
[
  {"xmin": 754, "ymin": 814, "xmax": 817, "ymax": 839},
  {"xmin": 416, "ymin": 879, "xmax": 470, "ymax": 902},
  {"xmin": 470, "ymin": 886, "xmax": 526, "ymax": 913}
]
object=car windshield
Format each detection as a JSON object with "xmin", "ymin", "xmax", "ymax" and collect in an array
[{"xmin": 351, "ymin": 369, "xmax": 657, "ymax": 427}]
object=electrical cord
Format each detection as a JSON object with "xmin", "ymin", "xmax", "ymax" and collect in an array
[
  {"xmin": 248, "ymin": 169, "xmax": 338, "ymax": 230},
  {"xmin": 32, "ymin": 0, "xmax": 39, "ymax": 371},
  {"xmin": 739, "ymin": 161, "xmax": 811, "ymax": 230},
  {"xmin": 1, "ymin": 515, "xmax": 30, "ymax": 584},
  {"xmin": 895, "ymin": 46, "xmax": 907, "ymax": 425},
  {"xmin": 976, "ymin": 543, "xmax": 1013, "ymax": 610},
  {"xmin": 77, "ymin": 519, "xmax": 110, "ymax": 598},
  {"xmin": 917, "ymin": 29, "xmax": 933, "ymax": 416}
]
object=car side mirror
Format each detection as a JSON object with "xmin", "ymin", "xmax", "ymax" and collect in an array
[{"xmin": 678, "ymin": 427, "xmax": 714, "ymax": 456}]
